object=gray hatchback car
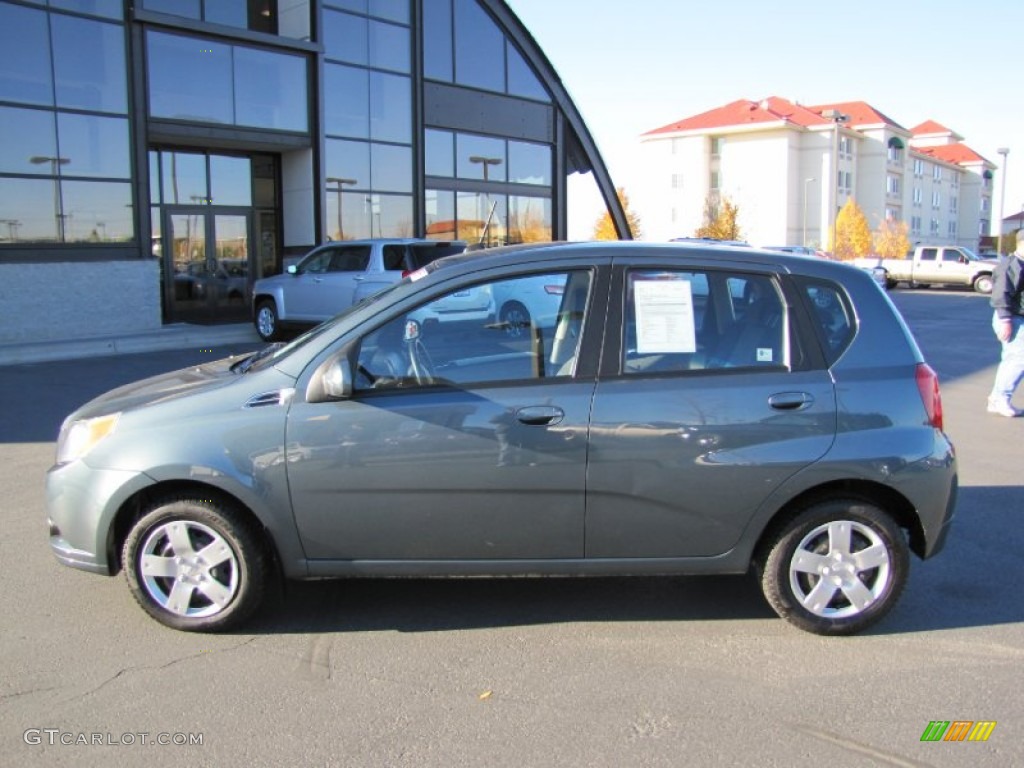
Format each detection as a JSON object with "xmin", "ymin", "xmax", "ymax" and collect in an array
[{"xmin": 47, "ymin": 242, "xmax": 957, "ymax": 635}]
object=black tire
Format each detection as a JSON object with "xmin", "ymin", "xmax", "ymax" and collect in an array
[
  {"xmin": 973, "ymin": 274, "xmax": 994, "ymax": 295},
  {"xmin": 500, "ymin": 301, "xmax": 531, "ymax": 338},
  {"xmin": 758, "ymin": 499, "xmax": 909, "ymax": 636},
  {"xmin": 123, "ymin": 497, "xmax": 268, "ymax": 632},
  {"xmin": 255, "ymin": 299, "xmax": 280, "ymax": 342}
]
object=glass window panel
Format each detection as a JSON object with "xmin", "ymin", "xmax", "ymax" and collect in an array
[
  {"xmin": 507, "ymin": 44, "xmax": 549, "ymax": 102},
  {"xmin": 50, "ymin": 0, "xmax": 124, "ymax": 20},
  {"xmin": 457, "ymin": 189, "xmax": 505, "ymax": 246},
  {"xmin": 369, "ymin": 0, "xmax": 408, "ymax": 23},
  {"xmin": 142, "ymin": 0, "xmax": 201, "ymax": 17},
  {"xmin": 325, "ymin": 0, "xmax": 367, "ymax": 12},
  {"xmin": 330, "ymin": 190, "xmax": 370, "ymax": 240},
  {"xmin": 453, "ymin": 0, "xmax": 503, "ymax": 93},
  {"xmin": 210, "ymin": 155, "xmax": 252, "ymax": 206},
  {"xmin": 149, "ymin": 150, "xmax": 161, "ymax": 205},
  {"xmin": 252, "ymin": 154, "xmax": 277, "ymax": 207},
  {"xmin": 0, "ymin": 107, "xmax": 57, "ymax": 175},
  {"xmin": 57, "ymin": 113, "xmax": 130, "ymax": 179},
  {"xmin": 425, "ymin": 129, "xmax": 454, "ymax": 178},
  {"xmin": 205, "ymin": 0, "xmax": 248, "ymax": 28},
  {"xmin": 370, "ymin": 193, "xmax": 413, "ymax": 238},
  {"xmin": 233, "ymin": 46, "xmax": 308, "ymax": 132},
  {"xmin": 508, "ymin": 195, "xmax": 551, "ymax": 243},
  {"xmin": 0, "ymin": 4, "xmax": 53, "ymax": 106},
  {"xmin": 508, "ymin": 141, "xmax": 550, "ymax": 186},
  {"xmin": 369, "ymin": 20, "xmax": 409, "ymax": 73},
  {"xmin": 0, "ymin": 177, "xmax": 60, "ymax": 242},
  {"xmin": 422, "ymin": 0, "xmax": 452, "ymax": 82},
  {"xmin": 457, "ymin": 134, "xmax": 506, "ymax": 182},
  {"xmin": 326, "ymin": 139, "xmax": 370, "ymax": 190},
  {"xmin": 323, "ymin": 10, "xmax": 368, "ymax": 65},
  {"xmin": 368, "ymin": 71, "xmax": 410, "ymax": 143},
  {"xmin": 147, "ymin": 32, "xmax": 233, "ymax": 124},
  {"xmin": 52, "ymin": 15, "xmax": 128, "ymax": 113},
  {"xmin": 150, "ymin": 206, "xmax": 162, "ymax": 257},
  {"xmin": 324, "ymin": 63, "xmax": 369, "ymax": 138},
  {"xmin": 371, "ymin": 143, "xmax": 411, "ymax": 193},
  {"xmin": 61, "ymin": 180, "xmax": 134, "ymax": 243},
  {"xmin": 425, "ymin": 188, "xmax": 455, "ymax": 240},
  {"xmin": 162, "ymin": 152, "xmax": 207, "ymax": 205}
]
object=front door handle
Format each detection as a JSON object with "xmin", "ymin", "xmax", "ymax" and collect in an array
[
  {"xmin": 768, "ymin": 392, "xmax": 814, "ymax": 411},
  {"xmin": 515, "ymin": 406, "xmax": 565, "ymax": 426}
]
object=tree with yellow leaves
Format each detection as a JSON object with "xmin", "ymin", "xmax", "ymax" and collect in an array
[
  {"xmin": 831, "ymin": 199, "xmax": 873, "ymax": 261},
  {"xmin": 694, "ymin": 195, "xmax": 742, "ymax": 241},
  {"xmin": 873, "ymin": 219, "xmax": 912, "ymax": 260},
  {"xmin": 593, "ymin": 187, "xmax": 642, "ymax": 240}
]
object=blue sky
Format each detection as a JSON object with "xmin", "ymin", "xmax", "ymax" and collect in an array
[{"xmin": 507, "ymin": 0, "xmax": 1024, "ymax": 238}]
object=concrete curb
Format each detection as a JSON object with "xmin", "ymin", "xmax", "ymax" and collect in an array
[{"xmin": 0, "ymin": 323, "xmax": 263, "ymax": 366}]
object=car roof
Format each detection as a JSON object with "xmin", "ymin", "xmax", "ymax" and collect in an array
[{"xmin": 421, "ymin": 240, "xmax": 867, "ymax": 282}]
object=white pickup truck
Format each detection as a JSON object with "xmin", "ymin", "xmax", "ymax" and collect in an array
[
  {"xmin": 252, "ymin": 238, "xmax": 467, "ymax": 340},
  {"xmin": 855, "ymin": 246, "xmax": 998, "ymax": 294}
]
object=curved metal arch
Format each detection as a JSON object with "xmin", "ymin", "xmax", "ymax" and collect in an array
[{"xmin": 479, "ymin": 0, "xmax": 632, "ymax": 240}]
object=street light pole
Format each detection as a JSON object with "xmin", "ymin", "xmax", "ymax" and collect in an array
[
  {"xmin": 326, "ymin": 177, "xmax": 357, "ymax": 240},
  {"xmin": 803, "ymin": 177, "xmax": 815, "ymax": 247},
  {"xmin": 468, "ymin": 156, "xmax": 502, "ymax": 245},
  {"xmin": 996, "ymin": 147, "xmax": 1009, "ymax": 255},
  {"xmin": 821, "ymin": 110, "xmax": 848, "ymax": 257},
  {"xmin": 29, "ymin": 155, "xmax": 70, "ymax": 242}
]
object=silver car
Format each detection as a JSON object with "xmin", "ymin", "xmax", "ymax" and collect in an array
[{"xmin": 47, "ymin": 242, "xmax": 957, "ymax": 635}]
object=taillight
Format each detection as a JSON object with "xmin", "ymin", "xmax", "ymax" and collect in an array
[
  {"xmin": 544, "ymin": 285, "xmax": 565, "ymax": 295},
  {"xmin": 915, "ymin": 363, "xmax": 943, "ymax": 431}
]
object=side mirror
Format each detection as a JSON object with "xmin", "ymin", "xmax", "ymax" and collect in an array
[
  {"xmin": 287, "ymin": 264, "xmax": 298, "ymax": 275},
  {"xmin": 307, "ymin": 355, "xmax": 352, "ymax": 402}
]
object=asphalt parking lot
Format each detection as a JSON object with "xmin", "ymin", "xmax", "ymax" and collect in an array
[{"xmin": 1, "ymin": 288, "xmax": 1021, "ymax": 767}]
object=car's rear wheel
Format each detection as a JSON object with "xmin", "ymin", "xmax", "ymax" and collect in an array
[
  {"xmin": 123, "ymin": 497, "xmax": 268, "ymax": 632},
  {"xmin": 973, "ymin": 274, "xmax": 994, "ymax": 294},
  {"xmin": 500, "ymin": 301, "xmax": 531, "ymax": 338},
  {"xmin": 758, "ymin": 500, "xmax": 908, "ymax": 635},
  {"xmin": 255, "ymin": 300, "xmax": 280, "ymax": 342}
]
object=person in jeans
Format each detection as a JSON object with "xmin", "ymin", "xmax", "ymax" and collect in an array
[{"xmin": 988, "ymin": 232, "xmax": 1024, "ymax": 417}]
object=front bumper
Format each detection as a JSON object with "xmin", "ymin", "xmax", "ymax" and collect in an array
[{"xmin": 46, "ymin": 460, "xmax": 154, "ymax": 575}]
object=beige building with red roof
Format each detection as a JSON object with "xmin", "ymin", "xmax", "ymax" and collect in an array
[{"xmin": 636, "ymin": 97, "xmax": 997, "ymax": 251}]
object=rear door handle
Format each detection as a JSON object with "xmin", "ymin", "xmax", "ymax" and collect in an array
[
  {"xmin": 515, "ymin": 406, "xmax": 565, "ymax": 426},
  {"xmin": 768, "ymin": 392, "xmax": 814, "ymax": 411}
]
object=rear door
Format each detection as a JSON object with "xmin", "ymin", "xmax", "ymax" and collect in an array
[{"xmin": 585, "ymin": 262, "xmax": 837, "ymax": 558}]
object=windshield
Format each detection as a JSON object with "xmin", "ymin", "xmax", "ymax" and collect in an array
[{"xmin": 961, "ymin": 247, "xmax": 983, "ymax": 261}]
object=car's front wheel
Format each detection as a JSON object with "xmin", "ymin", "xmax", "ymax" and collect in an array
[
  {"xmin": 255, "ymin": 299, "xmax": 280, "ymax": 342},
  {"xmin": 123, "ymin": 497, "xmax": 268, "ymax": 632},
  {"xmin": 758, "ymin": 500, "xmax": 909, "ymax": 635}
]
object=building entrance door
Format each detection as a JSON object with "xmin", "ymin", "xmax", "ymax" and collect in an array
[{"xmin": 165, "ymin": 208, "xmax": 252, "ymax": 324}]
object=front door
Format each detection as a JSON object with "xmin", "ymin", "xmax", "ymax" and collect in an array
[{"xmin": 165, "ymin": 208, "xmax": 252, "ymax": 323}]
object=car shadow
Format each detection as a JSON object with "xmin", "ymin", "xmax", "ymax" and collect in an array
[{"xmin": 237, "ymin": 484, "xmax": 1020, "ymax": 637}]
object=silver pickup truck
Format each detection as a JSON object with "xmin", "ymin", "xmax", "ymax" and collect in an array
[
  {"xmin": 252, "ymin": 239, "xmax": 466, "ymax": 340},
  {"xmin": 855, "ymin": 246, "xmax": 998, "ymax": 294}
]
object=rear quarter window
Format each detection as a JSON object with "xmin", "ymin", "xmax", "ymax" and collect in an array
[{"xmin": 798, "ymin": 279, "xmax": 855, "ymax": 364}]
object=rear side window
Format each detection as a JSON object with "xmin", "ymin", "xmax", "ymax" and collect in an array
[
  {"xmin": 408, "ymin": 242, "xmax": 466, "ymax": 270},
  {"xmin": 801, "ymin": 280, "xmax": 855, "ymax": 363},
  {"xmin": 622, "ymin": 269, "xmax": 790, "ymax": 374},
  {"xmin": 328, "ymin": 246, "xmax": 371, "ymax": 272}
]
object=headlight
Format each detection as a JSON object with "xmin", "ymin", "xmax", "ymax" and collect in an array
[{"xmin": 56, "ymin": 413, "xmax": 120, "ymax": 465}]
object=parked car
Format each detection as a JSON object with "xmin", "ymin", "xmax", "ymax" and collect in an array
[
  {"xmin": 251, "ymin": 239, "xmax": 466, "ymax": 341},
  {"xmin": 855, "ymin": 245, "xmax": 997, "ymax": 293},
  {"xmin": 47, "ymin": 242, "xmax": 957, "ymax": 635},
  {"xmin": 762, "ymin": 245, "xmax": 823, "ymax": 258}
]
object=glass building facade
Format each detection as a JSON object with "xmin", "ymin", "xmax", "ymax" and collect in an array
[{"xmin": 0, "ymin": 0, "xmax": 626, "ymax": 335}]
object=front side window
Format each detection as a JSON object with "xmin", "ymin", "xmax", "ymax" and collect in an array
[
  {"xmin": 354, "ymin": 270, "xmax": 591, "ymax": 390},
  {"xmin": 623, "ymin": 270, "xmax": 790, "ymax": 375}
]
